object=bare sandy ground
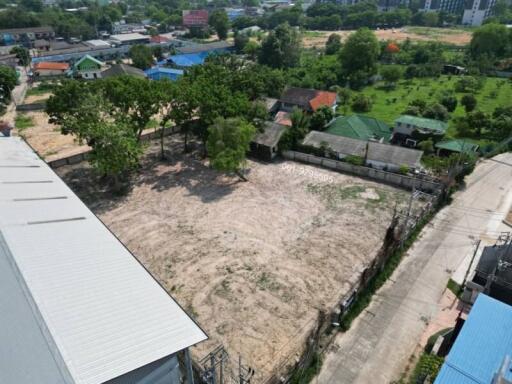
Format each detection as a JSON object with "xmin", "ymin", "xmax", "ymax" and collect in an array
[
  {"xmin": 16, "ymin": 110, "xmax": 89, "ymax": 159},
  {"xmin": 303, "ymin": 27, "xmax": 472, "ymax": 49},
  {"xmin": 58, "ymin": 137, "xmax": 409, "ymax": 381}
]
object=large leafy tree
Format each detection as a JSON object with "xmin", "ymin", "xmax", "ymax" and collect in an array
[
  {"xmin": 339, "ymin": 28, "xmax": 380, "ymax": 89},
  {"xmin": 325, "ymin": 33, "xmax": 342, "ymax": 55},
  {"xmin": 10, "ymin": 46, "xmax": 30, "ymax": 66},
  {"xmin": 209, "ymin": 9, "xmax": 230, "ymax": 40},
  {"xmin": 0, "ymin": 65, "xmax": 17, "ymax": 112},
  {"xmin": 470, "ymin": 23, "xmax": 511, "ymax": 60},
  {"xmin": 129, "ymin": 44, "xmax": 154, "ymax": 70},
  {"xmin": 206, "ymin": 117, "xmax": 256, "ymax": 181},
  {"xmin": 259, "ymin": 22, "xmax": 301, "ymax": 69}
]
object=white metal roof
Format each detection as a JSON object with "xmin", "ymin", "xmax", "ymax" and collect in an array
[
  {"xmin": 109, "ymin": 33, "xmax": 150, "ymax": 42},
  {"xmin": 0, "ymin": 137, "xmax": 207, "ymax": 384}
]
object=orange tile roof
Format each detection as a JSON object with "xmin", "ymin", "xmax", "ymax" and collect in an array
[
  {"xmin": 274, "ymin": 111, "xmax": 292, "ymax": 127},
  {"xmin": 150, "ymin": 35, "xmax": 170, "ymax": 43},
  {"xmin": 309, "ymin": 91, "xmax": 337, "ymax": 112},
  {"xmin": 33, "ymin": 62, "xmax": 69, "ymax": 71}
]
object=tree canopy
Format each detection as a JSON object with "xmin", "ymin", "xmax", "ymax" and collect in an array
[{"xmin": 259, "ymin": 23, "xmax": 301, "ymax": 69}]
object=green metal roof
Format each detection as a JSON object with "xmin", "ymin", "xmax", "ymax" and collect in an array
[
  {"xmin": 435, "ymin": 139, "xmax": 479, "ymax": 153},
  {"xmin": 325, "ymin": 115, "xmax": 392, "ymax": 142},
  {"xmin": 395, "ymin": 115, "xmax": 448, "ymax": 134}
]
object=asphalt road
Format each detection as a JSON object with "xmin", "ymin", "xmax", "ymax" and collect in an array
[{"xmin": 315, "ymin": 153, "xmax": 512, "ymax": 384}]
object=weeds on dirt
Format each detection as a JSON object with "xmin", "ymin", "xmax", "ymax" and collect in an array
[
  {"xmin": 15, "ymin": 114, "xmax": 34, "ymax": 130},
  {"xmin": 289, "ymin": 353, "xmax": 323, "ymax": 384}
]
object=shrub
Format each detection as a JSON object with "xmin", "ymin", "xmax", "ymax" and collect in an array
[
  {"xmin": 351, "ymin": 94, "xmax": 372, "ymax": 113},
  {"xmin": 461, "ymin": 94, "xmax": 477, "ymax": 112},
  {"xmin": 345, "ymin": 155, "xmax": 365, "ymax": 166}
]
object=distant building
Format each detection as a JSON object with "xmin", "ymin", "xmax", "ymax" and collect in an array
[
  {"xmin": 279, "ymin": 87, "xmax": 338, "ymax": 113},
  {"xmin": 462, "ymin": 0, "xmax": 497, "ymax": 25},
  {"xmin": 462, "ymin": 238, "xmax": 512, "ymax": 306},
  {"xmin": 73, "ymin": 54, "xmax": 105, "ymax": 79},
  {"xmin": 101, "ymin": 63, "xmax": 146, "ymax": 79},
  {"xmin": 0, "ymin": 27, "xmax": 55, "ymax": 47},
  {"xmin": 421, "ymin": 0, "xmax": 464, "ymax": 14},
  {"xmin": 112, "ymin": 22, "xmax": 147, "ymax": 34},
  {"xmin": 168, "ymin": 52, "xmax": 209, "ymax": 67},
  {"xmin": 182, "ymin": 9, "xmax": 209, "ymax": 28},
  {"xmin": 226, "ymin": 8, "xmax": 246, "ymax": 20},
  {"xmin": 303, "ymin": 131, "xmax": 424, "ymax": 171},
  {"xmin": 0, "ymin": 53, "xmax": 19, "ymax": 68},
  {"xmin": 32, "ymin": 61, "xmax": 70, "ymax": 77},
  {"xmin": 110, "ymin": 33, "xmax": 150, "ymax": 46},
  {"xmin": 0, "ymin": 136, "xmax": 207, "ymax": 384},
  {"xmin": 325, "ymin": 115, "xmax": 392, "ymax": 143},
  {"xmin": 176, "ymin": 40, "xmax": 234, "ymax": 55},
  {"xmin": 393, "ymin": 115, "xmax": 447, "ymax": 147},
  {"xmin": 84, "ymin": 39, "xmax": 112, "ymax": 49},
  {"xmin": 435, "ymin": 294, "xmax": 512, "ymax": 384},
  {"xmin": 168, "ymin": 41, "xmax": 234, "ymax": 68},
  {"xmin": 250, "ymin": 122, "xmax": 288, "ymax": 161},
  {"xmin": 378, "ymin": 0, "xmax": 410, "ymax": 11},
  {"xmin": 144, "ymin": 67, "xmax": 184, "ymax": 80}
]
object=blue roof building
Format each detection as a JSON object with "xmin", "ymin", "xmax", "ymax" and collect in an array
[
  {"xmin": 168, "ymin": 52, "xmax": 209, "ymax": 67},
  {"xmin": 435, "ymin": 294, "xmax": 512, "ymax": 384},
  {"xmin": 144, "ymin": 67, "xmax": 184, "ymax": 81}
]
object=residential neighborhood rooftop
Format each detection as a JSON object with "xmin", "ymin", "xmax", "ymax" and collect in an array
[
  {"xmin": 101, "ymin": 63, "xmax": 146, "ymax": 78},
  {"xmin": 252, "ymin": 121, "xmax": 288, "ymax": 148},
  {"xmin": 177, "ymin": 40, "xmax": 234, "ymax": 54},
  {"xmin": 303, "ymin": 131, "xmax": 423, "ymax": 168},
  {"xmin": 395, "ymin": 115, "xmax": 448, "ymax": 134},
  {"xmin": 280, "ymin": 87, "xmax": 337, "ymax": 112},
  {"xmin": 326, "ymin": 115, "xmax": 392, "ymax": 142},
  {"xmin": 0, "ymin": 137, "xmax": 207, "ymax": 384},
  {"xmin": 33, "ymin": 61, "xmax": 70, "ymax": 70},
  {"xmin": 435, "ymin": 139, "xmax": 479, "ymax": 153},
  {"xmin": 435, "ymin": 294, "xmax": 512, "ymax": 384}
]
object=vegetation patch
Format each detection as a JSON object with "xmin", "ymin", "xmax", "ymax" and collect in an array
[
  {"xmin": 409, "ymin": 353, "xmax": 444, "ymax": 383},
  {"xmin": 15, "ymin": 114, "xmax": 34, "ymax": 130}
]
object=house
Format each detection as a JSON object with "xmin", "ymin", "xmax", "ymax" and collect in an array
[
  {"xmin": 34, "ymin": 38, "xmax": 50, "ymax": 51},
  {"xmin": 279, "ymin": 87, "xmax": 337, "ymax": 113},
  {"xmin": 145, "ymin": 67, "xmax": 184, "ymax": 81},
  {"xmin": 250, "ymin": 122, "xmax": 287, "ymax": 161},
  {"xmin": 182, "ymin": 9, "xmax": 209, "ymax": 29},
  {"xmin": 303, "ymin": 131, "xmax": 423, "ymax": 171},
  {"xmin": 393, "ymin": 115, "xmax": 447, "ymax": 146},
  {"xmin": 274, "ymin": 110, "xmax": 292, "ymax": 127},
  {"xmin": 325, "ymin": 115, "xmax": 392, "ymax": 143},
  {"xmin": 263, "ymin": 97, "xmax": 279, "ymax": 115},
  {"xmin": 101, "ymin": 63, "xmax": 146, "ymax": 78},
  {"xmin": 443, "ymin": 64, "xmax": 466, "ymax": 75},
  {"xmin": 168, "ymin": 52, "xmax": 209, "ymax": 67},
  {"xmin": 0, "ymin": 137, "xmax": 207, "ymax": 384},
  {"xmin": 110, "ymin": 33, "xmax": 150, "ymax": 46},
  {"xmin": 32, "ymin": 61, "xmax": 70, "ymax": 77},
  {"xmin": 150, "ymin": 35, "xmax": 171, "ymax": 44},
  {"xmin": 435, "ymin": 139, "xmax": 479, "ymax": 156},
  {"xmin": 176, "ymin": 40, "xmax": 234, "ymax": 55},
  {"xmin": 84, "ymin": 39, "xmax": 112, "ymax": 49},
  {"xmin": 435, "ymin": 294, "xmax": 512, "ymax": 384},
  {"xmin": 462, "ymin": 238, "xmax": 512, "ymax": 306},
  {"xmin": 0, "ymin": 27, "xmax": 55, "ymax": 46},
  {"xmin": 112, "ymin": 22, "xmax": 147, "ymax": 34},
  {"xmin": 73, "ymin": 54, "xmax": 105, "ymax": 79}
]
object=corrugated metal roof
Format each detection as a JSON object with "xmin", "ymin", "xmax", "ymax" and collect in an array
[
  {"xmin": 0, "ymin": 137, "xmax": 207, "ymax": 384},
  {"xmin": 303, "ymin": 131, "xmax": 423, "ymax": 168},
  {"xmin": 326, "ymin": 115, "xmax": 392, "ymax": 142},
  {"xmin": 435, "ymin": 294, "xmax": 512, "ymax": 384},
  {"xmin": 168, "ymin": 52, "xmax": 208, "ymax": 67},
  {"xmin": 395, "ymin": 115, "xmax": 448, "ymax": 134}
]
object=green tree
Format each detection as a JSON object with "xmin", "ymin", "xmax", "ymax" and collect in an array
[
  {"xmin": 418, "ymin": 138, "xmax": 434, "ymax": 154},
  {"xmin": 0, "ymin": 65, "xmax": 17, "ymax": 112},
  {"xmin": 440, "ymin": 94, "xmax": 458, "ymax": 112},
  {"xmin": 234, "ymin": 32, "xmax": 250, "ymax": 53},
  {"xmin": 470, "ymin": 23, "xmax": 510, "ymax": 60},
  {"xmin": 461, "ymin": 94, "xmax": 477, "ymax": 112},
  {"xmin": 380, "ymin": 66, "xmax": 402, "ymax": 88},
  {"xmin": 331, "ymin": 85, "xmax": 351, "ymax": 114},
  {"xmin": 310, "ymin": 105, "xmax": 334, "ymax": 130},
  {"xmin": 325, "ymin": 33, "xmax": 342, "ymax": 55},
  {"xmin": 10, "ymin": 46, "xmax": 30, "ymax": 66},
  {"xmin": 243, "ymin": 41, "xmax": 260, "ymax": 60},
  {"xmin": 259, "ymin": 23, "xmax": 301, "ymax": 69},
  {"xmin": 206, "ymin": 117, "xmax": 256, "ymax": 181},
  {"xmin": 351, "ymin": 93, "xmax": 372, "ymax": 112},
  {"xmin": 209, "ymin": 9, "xmax": 230, "ymax": 40},
  {"xmin": 340, "ymin": 28, "xmax": 380, "ymax": 89},
  {"xmin": 423, "ymin": 103, "xmax": 449, "ymax": 121},
  {"xmin": 129, "ymin": 44, "xmax": 154, "ymax": 70}
]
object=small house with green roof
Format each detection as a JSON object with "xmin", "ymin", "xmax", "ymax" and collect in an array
[
  {"xmin": 325, "ymin": 115, "xmax": 392, "ymax": 143},
  {"xmin": 435, "ymin": 139, "xmax": 479, "ymax": 156},
  {"xmin": 73, "ymin": 54, "xmax": 105, "ymax": 80},
  {"xmin": 393, "ymin": 115, "xmax": 448, "ymax": 147}
]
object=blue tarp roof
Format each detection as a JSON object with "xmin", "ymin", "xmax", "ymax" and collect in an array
[
  {"xmin": 168, "ymin": 52, "xmax": 209, "ymax": 67},
  {"xmin": 145, "ymin": 67, "xmax": 184, "ymax": 76},
  {"xmin": 435, "ymin": 294, "xmax": 512, "ymax": 384}
]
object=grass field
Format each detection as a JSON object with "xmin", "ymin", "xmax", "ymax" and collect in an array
[
  {"xmin": 14, "ymin": 114, "xmax": 34, "ymax": 130},
  {"xmin": 357, "ymin": 75, "xmax": 512, "ymax": 140}
]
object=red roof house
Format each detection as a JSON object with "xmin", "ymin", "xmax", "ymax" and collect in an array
[
  {"xmin": 279, "ymin": 87, "xmax": 338, "ymax": 113},
  {"xmin": 32, "ymin": 61, "xmax": 69, "ymax": 77}
]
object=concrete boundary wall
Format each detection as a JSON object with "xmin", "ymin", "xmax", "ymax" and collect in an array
[
  {"xmin": 16, "ymin": 103, "xmax": 46, "ymax": 112},
  {"xmin": 47, "ymin": 126, "xmax": 180, "ymax": 169},
  {"xmin": 283, "ymin": 150, "xmax": 442, "ymax": 193}
]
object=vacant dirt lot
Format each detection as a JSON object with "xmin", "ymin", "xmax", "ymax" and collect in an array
[
  {"xmin": 58, "ymin": 137, "xmax": 410, "ymax": 381},
  {"xmin": 303, "ymin": 27, "xmax": 472, "ymax": 49}
]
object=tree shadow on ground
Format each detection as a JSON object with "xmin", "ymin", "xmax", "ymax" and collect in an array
[{"xmin": 57, "ymin": 135, "xmax": 240, "ymax": 215}]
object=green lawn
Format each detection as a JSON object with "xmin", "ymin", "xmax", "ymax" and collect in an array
[
  {"xmin": 15, "ymin": 114, "xmax": 34, "ymax": 130},
  {"xmin": 356, "ymin": 75, "xmax": 512, "ymax": 140}
]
